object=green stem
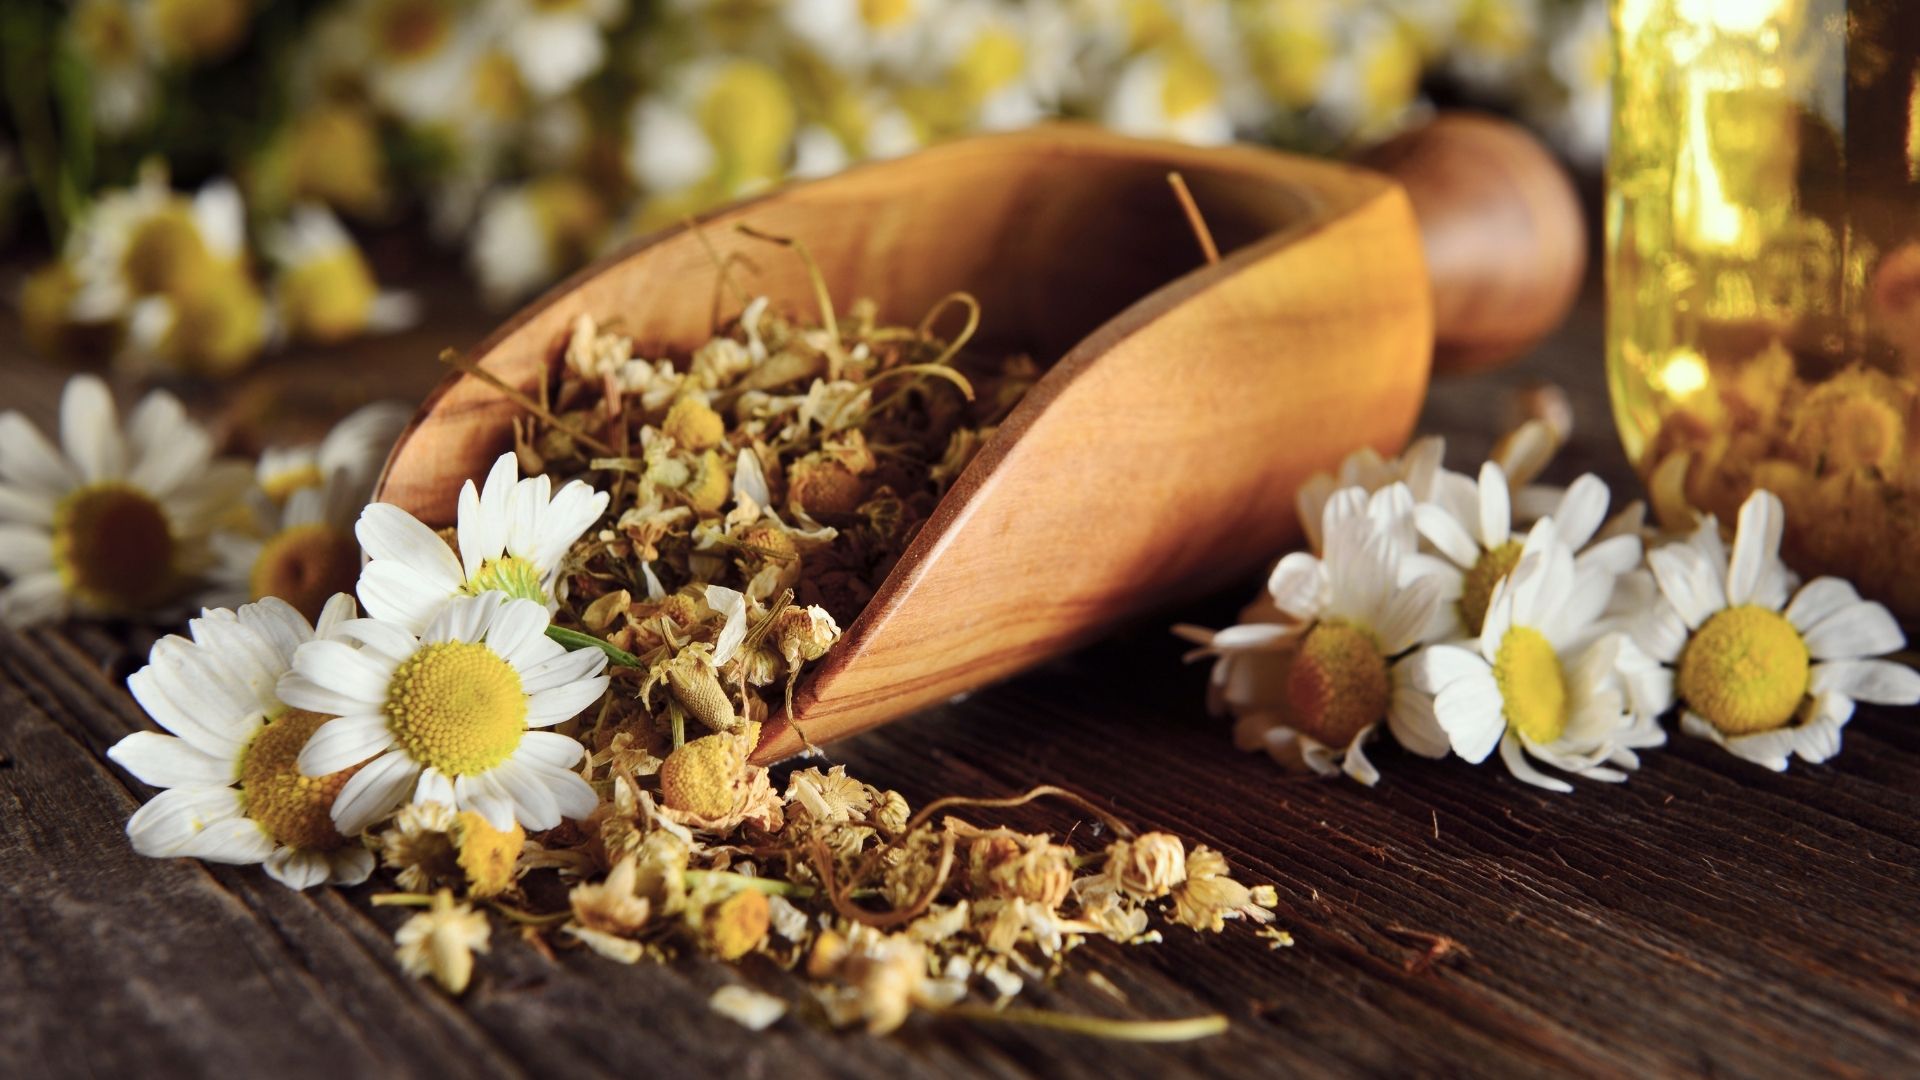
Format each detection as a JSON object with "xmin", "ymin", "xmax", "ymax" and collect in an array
[
  {"xmin": 546, "ymin": 625, "xmax": 645, "ymax": 668},
  {"xmin": 683, "ymin": 870, "xmax": 816, "ymax": 898},
  {"xmin": 939, "ymin": 1004, "xmax": 1229, "ymax": 1042}
]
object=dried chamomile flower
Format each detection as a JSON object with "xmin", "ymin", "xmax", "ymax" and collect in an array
[
  {"xmin": 570, "ymin": 852, "xmax": 653, "ymax": 938},
  {"xmin": 395, "ymin": 890, "xmax": 491, "ymax": 995},
  {"xmin": 785, "ymin": 765, "xmax": 874, "ymax": 826},
  {"xmin": 1629, "ymin": 490, "xmax": 1920, "ymax": 770},
  {"xmin": 963, "ymin": 826, "xmax": 1075, "ymax": 909},
  {"xmin": 1100, "ymin": 832, "xmax": 1189, "ymax": 900},
  {"xmin": 709, "ymin": 985, "xmax": 788, "ymax": 1031},
  {"xmin": 702, "ymin": 887, "xmax": 771, "ymax": 960},
  {"xmin": 810, "ymin": 927, "xmax": 963, "ymax": 1035},
  {"xmin": 1169, "ymin": 847, "xmax": 1276, "ymax": 933},
  {"xmin": 657, "ymin": 722, "xmax": 782, "ymax": 832},
  {"xmin": 379, "ymin": 802, "xmax": 527, "ymax": 898}
]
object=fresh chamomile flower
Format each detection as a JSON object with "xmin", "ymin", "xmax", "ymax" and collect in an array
[
  {"xmin": 209, "ymin": 403, "xmax": 409, "ymax": 623},
  {"xmin": 107, "ymin": 594, "xmax": 377, "ymax": 889},
  {"xmin": 1630, "ymin": 490, "xmax": 1920, "ymax": 771},
  {"xmin": 67, "ymin": 0, "xmax": 158, "ymax": 137},
  {"xmin": 278, "ymin": 590, "xmax": 610, "ymax": 834},
  {"xmin": 355, "ymin": 451, "xmax": 609, "ymax": 633},
  {"xmin": 1313, "ymin": 9, "xmax": 1425, "ymax": 137},
  {"xmin": 468, "ymin": 174, "xmax": 608, "ymax": 306},
  {"xmin": 896, "ymin": 0, "xmax": 1058, "ymax": 136},
  {"xmin": 1294, "ymin": 435, "xmax": 1448, "ymax": 553},
  {"xmin": 782, "ymin": 0, "xmax": 931, "ymax": 76},
  {"xmin": 64, "ymin": 163, "xmax": 248, "ymax": 323},
  {"xmin": 1535, "ymin": 0, "xmax": 1610, "ymax": 165},
  {"xmin": 352, "ymin": 0, "xmax": 486, "ymax": 127},
  {"xmin": 1176, "ymin": 483, "xmax": 1449, "ymax": 785},
  {"xmin": 1101, "ymin": 39, "xmax": 1236, "ymax": 145},
  {"xmin": 266, "ymin": 205, "xmax": 419, "ymax": 345},
  {"xmin": 1415, "ymin": 461, "xmax": 1641, "ymax": 640},
  {"xmin": 1413, "ymin": 524, "xmax": 1668, "ymax": 793},
  {"xmin": 0, "ymin": 376, "xmax": 251, "ymax": 627},
  {"xmin": 624, "ymin": 58, "xmax": 797, "ymax": 199},
  {"xmin": 490, "ymin": 0, "xmax": 623, "ymax": 99}
]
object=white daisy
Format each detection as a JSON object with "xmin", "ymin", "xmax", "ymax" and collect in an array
[
  {"xmin": 67, "ymin": 0, "xmax": 158, "ymax": 137},
  {"xmin": 490, "ymin": 0, "xmax": 622, "ymax": 99},
  {"xmin": 266, "ymin": 205, "xmax": 419, "ymax": 345},
  {"xmin": 355, "ymin": 0, "xmax": 485, "ymax": 127},
  {"xmin": 1415, "ymin": 461, "xmax": 1642, "ymax": 641},
  {"xmin": 209, "ymin": 402, "xmax": 410, "ymax": 623},
  {"xmin": 1630, "ymin": 490, "xmax": 1920, "ymax": 771},
  {"xmin": 279, "ymin": 590, "xmax": 610, "ymax": 833},
  {"xmin": 1294, "ymin": 435, "xmax": 1449, "ymax": 553},
  {"xmin": 1176, "ymin": 484, "xmax": 1449, "ymax": 785},
  {"xmin": 1102, "ymin": 43, "xmax": 1236, "ymax": 145},
  {"xmin": 64, "ymin": 165, "xmax": 248, "ymax": 322},
  {"xmin": 355, "ymin": 450, "xmax": 608, "ymax": 634},
  {"xmin": 467, "ymin": 175, "xmax": 606, "ymax": 307},
  {"xmin": 1413, "ymin": 524, "xmax": 1668, "ymax": 793},
  {"xmin": 107, "ymin": 594, "xmax": 377, "ymax": 889},
  {"xmin": 0, "ymin": 375, "xmax": 251, "ymax": 627}
]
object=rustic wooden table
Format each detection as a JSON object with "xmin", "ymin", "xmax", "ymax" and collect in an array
[{"xmin": 3, "ymin": 261, "xmax": 1916, "ymax": 1079}]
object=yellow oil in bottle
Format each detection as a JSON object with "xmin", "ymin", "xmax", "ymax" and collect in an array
[{"xmin": 1607, "ymin": 0, "xmax": 1920, "ymax": 616}]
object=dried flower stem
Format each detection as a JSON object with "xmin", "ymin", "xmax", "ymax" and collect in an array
[
  {"xmin": 941, "ymin": 1004, "xmax": 1229, "ymax": 1042},
  {"xmin": 1166, "ymin": 172, "xmax": 1220, "ymax": 267},
  {"xmin": 438, "ymin": 349, "xmax": 614, "ymax": 455},
  {"xmin": 735, "ymin": 224, "xmax": 849, "ymax": 378}
]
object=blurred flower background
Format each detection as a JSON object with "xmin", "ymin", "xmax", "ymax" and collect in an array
[{"xmin": 1, "ymin": 0, "xmax": 1609, "ymax": 378}]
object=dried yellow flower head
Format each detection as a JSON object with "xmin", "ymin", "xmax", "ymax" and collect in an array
[
  {"xmin": 663, "ymin": 395, "xmax": 727, "ymax": 451},
  {"xmin": 705, "ymin": 888, "xmax": 770, "ymax": 960},
  {"xmin": 454, "ymin": 811, "xmax": 526, "ymax": 898},
  {"xmin": 660, "ymin": 723, "xmax": 760, "ymax": 820},
  {"xmin": 1104, "ymin": 832, "xmax": 1188, "ymax": 900},
  {"xmin": 394, "ymin": 890, "xmax": 491, "ymax": 995},
  {"xmin": 684, "ymin": 449, "xmax": 733, "ymax": 513},
  {"xmin": 967, "ymin": 832, "xmax": 1073, "ymax": 909},
  {"xmin": 379, "ymin": 803, "xmax": 525, "ymax": 897},
  {"xmin": 571, "ymin": 854, "xmax": 652, "ymax": 935},
  {"xmin": 787, "ymin": 455, "xmax": 867, "ymax": 516}
]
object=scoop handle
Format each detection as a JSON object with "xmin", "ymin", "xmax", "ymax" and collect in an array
[{"xmin": 1357, "ymin": 112, "xmax": 1588, "ymax": 376}]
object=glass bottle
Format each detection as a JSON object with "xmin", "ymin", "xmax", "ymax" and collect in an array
[{"xmin": 1607, "ymin": 0, "xmax": 1920, "ymax": 616}]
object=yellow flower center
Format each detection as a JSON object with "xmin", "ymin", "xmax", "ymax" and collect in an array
[
  {"xmin": 454, "ymin": 810, "xmax": 525, "ymax": 898},
  {"xmin": 699, "ymin": 61, "xmax": 796, "ymax": 187},
  {"xmin": 1493, "ymin": 627, "xmax": 1568, "ymax": 744},
  {"xmin": 706, "ymin": 888, "xmax": 770, "ymax": 960},
  {"xmin": 251, "ymin": 522, "xmax": 361, "ymax": 624},
  {"xmin": 1160, "ymin": 45, "xmax": 1220, "ymax": 119},
  {"xmin": 241, "ymin": 709, "xmax": 363, "ymax": 851},
  {"xmin": 860, "ymin": 0, "xmax": 912, "ymax": 29},
  {"xmin": 279, "ymin": 248, "xmax": 377, "ymax": 345},
  {"xmin": 260, "ymin": 462, "xmax": 325, "ymax": 503},
  {"xmin": 53, "ymin": 483, "xmax": 176, "ymax": 613},
  {"xmin": 287, "ymin": 104, "xmax": 386, "ymax": 217},
  {"xmin": 379, "ymin": 0, "xmax": 452, "ymax": 61},
  {"xmin": 385, "ymin": 642, "xmax": 527, "ymax": 775},
  {"xmin": 150, "ymin": 267, "xmax": 270, "ymax": 376},
  {"xmin": 461, "ymin": 555, "xmax": 547, "ymax": 603},
  {"xmin": 1460, "ymin": 539, "xmax": 1524, "ymax": 637},
  {"xmin": 121, "ymin": 208, "xmax": 213, "ymax": 296},
  {"xmin": 660, "ymin": 729, "xmax": 749, "ymax": 820},
  {"xmin": 148, "ymin": 0, "xmax": 250, "ymax": 62},
  {"xmin": 1677, "ymin": 605, "xmax": 1810, "ymax": 735},
  {"xmin": 662, "ymin": 395, "xmax": 726, "ymax": 452},
  {"xmin": 472, "ymin": 49, "xmax": 528, "ymax": 121},
  {"xmin": 1284, "ymin": 620, "xmax": 1389, "ymax": 746},
  {"xmin": 953, "ymin": 29, "xmax": 1025, "ymax": 105}
]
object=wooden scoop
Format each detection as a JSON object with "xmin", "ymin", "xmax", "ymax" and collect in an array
[{"xmin": 373, "ymin": 113, "xmax": 1584, "ymax": 763}]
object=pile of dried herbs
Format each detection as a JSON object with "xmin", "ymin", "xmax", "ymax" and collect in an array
[{"xmin": 390, "ymin": 245, "xmax": 1279, "ymax": 1035}]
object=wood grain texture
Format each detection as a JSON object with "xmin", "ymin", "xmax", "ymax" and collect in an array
[
  {"xmin": 374, "ymin": 124, "xmax": 1436, "ymax": 760},
  {"xmin": 4, "ymin": 206, "xmax": 1918, "ymax": 1080}
]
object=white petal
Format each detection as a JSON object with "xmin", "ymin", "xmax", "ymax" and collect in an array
[
  {"xmin": 1647, "ymin": 544, "xmax": 1725, "ymax": 629},
  {"xmin": 355, "ymin": 561, "xmax": 454, "ymax": 635},
  {"xmin": 328, "ymin": 846, "xmax": 377, "ymax": 885},
  {"xmin": 108, "ymin": 731, "xmax": 235, "ymax": 789},
  {"xmin": 328, "ymin": 616, "xmax": 419, "ymax": 663},
  {"xmin": 355, "ymin": 503, "xmax": 464, "ymax": 587},
  {"xmin": 1373, "ymin": 573, "xmax": 1446, "ymax": 655},
  {"xmin": 0, "ymin": 411, "xmax": 79, "ymax": 494},
  {"xmin": 297, "ymin": 714, "xmax": 396, "ymax": 776},
  {"xmin": 128, "ymin": 649, "xmax": 260, "ymax": 759},
  {"xmin": 1414, "ymin": 503, "xmax": 1481, "ymax": 570},
  {"xmin": 505, "ymin": 472, "xmax": 552, "ymax": 564},
  {"xmin": 60, "ymin": 375, "xmax": 125, "ymax": 483},
  {"xmin": 329, "ymin": 750, "xmax": 421, "ymax": 835},
  {"xmin": 706, "ymin": 584, "xmax": 748, "ymax": 665},
  {"xmin": 517, "ymin": 644, "xmax": 610, "ymax": 693},
  {"xmin": 1724, "ymin": 490, "xmax": 1785, "ymax": 607},
  {"xmin": 530, "ymin": 480, "xmax": 607, "ymax": 574},
  {"xmin": 291, "ymin": 639, "xmax": 399, "ymax": 704},
  {"xmin": 413, "ymin": 766, "xmax": 457, "ymax": 807},
  {"xmin": 1810, "ymin": 660, "xmax": 1920, "ymax": 705},
  {"xmin": 1801, "ymin": 601, "xmax": 1905, "ymax": 662},
  {"xmin": 1409, "ymin": 644, "xmax": 1486, "ymax": 694},
  {"xmin": 1498, "ymin": 733, "xmax": 1573, "ymax": 793},
  {"xmin": 1341, "ymin": 731, "xmax": 1381, "ymax": 787},
  {"xmin": 1679, "ymin": 711, "xmax": 1791, "ymax": 771},
  {"xmin": 525, "ymin": 674, "xmax": 610, "ymax": 726},
  {"xmin": 125, "ymin": 785, "xmax": 245, "ymax": 857},
  {"xmin": 0, "ymin": 525, "xmax": 54, "ymax": 577},
  {"xmin": 484, "ymin": 597, "xmax": 551, "ymax": 669},
  {"xmin": 0, "ymin": 571, "xmax": 69, "ymax": 627},
  {"xmin": 1433, "ymin": 671, "xmax": 1505, "ymax": 762},
  {"xmin": 1476, "ymin": 461, "xmax": 1511, "ymax": 548},
  {"xmin": 481, "ymin": 757, "xmax": 558, "ymax": 830},
  {"xmin": 263, "ymin": 847, "xmax": 334, "ymax": 890},
  {"xmin": 1789, "ymin": 699, "xmax": 1850, "ymax": 764},
  {"xmin": 0, "ymin": 482, "xmax": 54, "ymax": 526},
  {"xmin": 425, "ymin": 591, "xmax": 498, "ymax": 645},
  {"xmin": 176, "ymin": 817, "xmax": 278, "ymax": 864},
  {"xmin": 1785, "ymin": 577, "xmax": 1861, "ymax": 635},
  {"xmin": 1386, "ymin": 672, "xmax": 1450, "ymax": 759},
  {"xmin": 1553, "ymin": 474, "xmax": 1610, "ymax": 553},
  {"xmin": 516, "ymin": 729, "xmax": 586, "ymax": 769},
  {"xmin": 454, "ymin": 774, "xmax": 515, "ymax": 832},
  {"xmin": 1265, "ymin": 551, "xmax": 1328, "ymax": 621},
  {"xmin": 459, "ymin": 453, "xmax": 519, "ymax": 578}
]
